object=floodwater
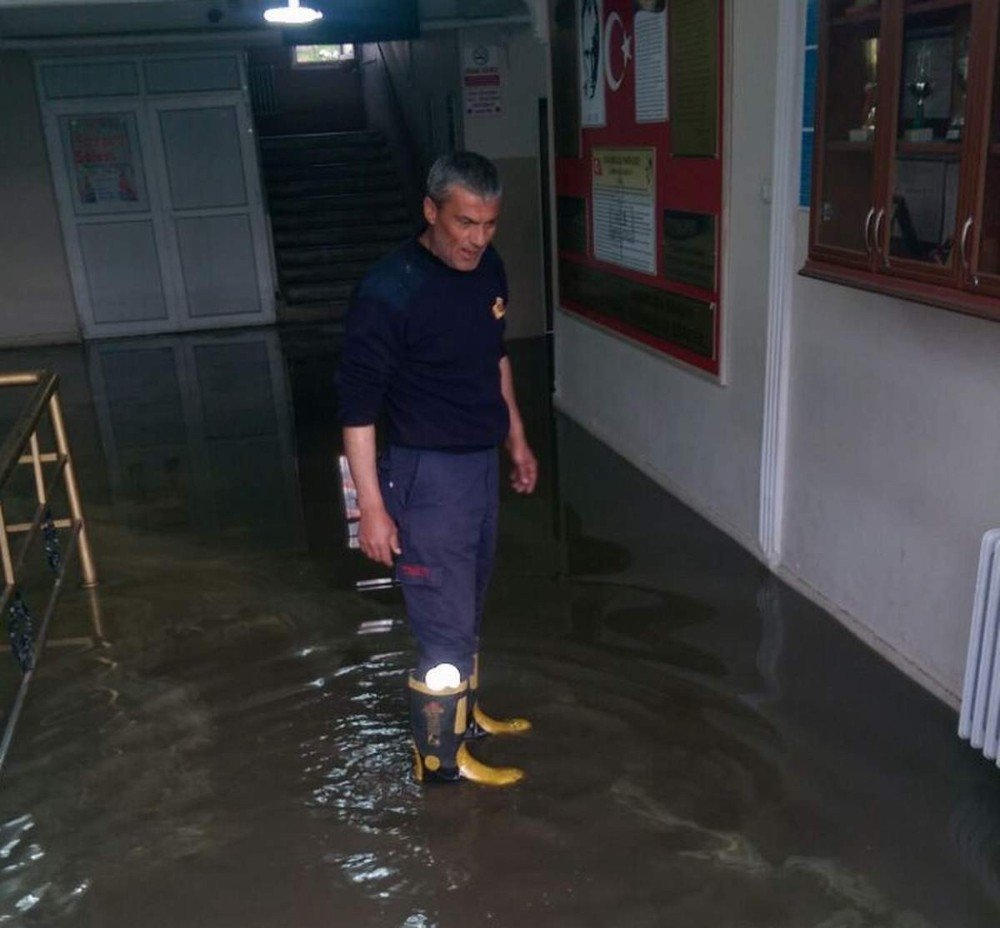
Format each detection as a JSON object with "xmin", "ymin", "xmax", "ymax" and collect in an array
[{"xmin": 0, "ymin": 328, "xmax": 996, "ymax": 927}]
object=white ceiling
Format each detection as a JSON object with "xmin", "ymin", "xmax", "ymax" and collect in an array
[{"xmin": 0, "ymin": 0, "xmax": 532, "ymax": 41}]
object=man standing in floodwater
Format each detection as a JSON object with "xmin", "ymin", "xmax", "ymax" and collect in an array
[{"xmin": 338, "ymin": 151, "xmax": 538, "ymax": 785}]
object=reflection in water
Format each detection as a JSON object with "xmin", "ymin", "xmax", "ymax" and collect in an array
[
  {"xmin": 86, "ymin": 330, "xmax": 304, "ymax": 550},
  {"xmin": 0, "ymin": 331, "xmax": 995, "ymax": 925}
]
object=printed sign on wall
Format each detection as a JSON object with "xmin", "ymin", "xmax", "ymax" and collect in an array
[
  {"xmin": 579, "ymin": 0, "xmax": 606, "ymax": 126},
  {"xmin": 592, "ymin": 147, "xmax": 656, "ymax": 274},
  {"xmin": 633, "ymin": 1, "xmax": 668, "ymax": 123},
  {"xmin": 461, "ymin": 44, "xmax": 503, "ymax": 118}
]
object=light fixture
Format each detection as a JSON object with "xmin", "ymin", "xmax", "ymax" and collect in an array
[{"xmin": 263, "ymin": 0, "xmax": 323, "ymax": 25}]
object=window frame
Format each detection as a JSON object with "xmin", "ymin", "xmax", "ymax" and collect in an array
[{"xmin": 289, "ymin": 44, "xmax": 356, "ymax": 70}]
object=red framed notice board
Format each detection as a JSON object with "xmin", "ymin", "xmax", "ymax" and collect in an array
[{"xmin": 552, "ymin": 0, "xmax": 724, "ymax": 375}]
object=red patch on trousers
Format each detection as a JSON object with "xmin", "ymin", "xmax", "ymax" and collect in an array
[{"xmin": 401, "ymin": 564, "xmax": 431, "ymax": 579}]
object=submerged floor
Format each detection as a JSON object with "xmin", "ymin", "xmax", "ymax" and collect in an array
[{"xmin": 0, "ymin": 326, "xmax": 997, "ymax": 927}]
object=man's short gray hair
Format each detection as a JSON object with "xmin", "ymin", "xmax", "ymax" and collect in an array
[{"xmin": 426, "ymin": 151, "xmax": 502, "ymax": 205}]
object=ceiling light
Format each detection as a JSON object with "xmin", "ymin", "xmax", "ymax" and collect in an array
[{"xmin": 263, "ymin": 0, "xmax": 323, "ymax": 25}]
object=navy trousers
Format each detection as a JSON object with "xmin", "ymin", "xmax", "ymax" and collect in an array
[{"xmin": 380, "ymin": 445, "xmax": 499, "ymax": 681}]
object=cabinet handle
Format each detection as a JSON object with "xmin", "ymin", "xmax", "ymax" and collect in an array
[
  {"xmin": 863, "ymin": 206, "xmax": 876, "ymax": 257},
  {"xmin": 874, "ymin": 208, "xmax": 887, "ymax": 266},
  {"xmin": 960, "ymin": 217, "xmax": 980, "ymax": 287}
]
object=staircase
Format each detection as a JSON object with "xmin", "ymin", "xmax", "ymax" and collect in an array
[{"xmin": 260, "ymin": 130, "xmax": 417, "ymax": 323}]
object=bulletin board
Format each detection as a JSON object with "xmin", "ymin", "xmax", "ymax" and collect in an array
[{"xmin": 553, "ymin": 0, "xmax": 724, "ymax": 375}]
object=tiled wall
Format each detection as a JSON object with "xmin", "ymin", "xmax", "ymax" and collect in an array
[{"xmin": 800, "ymin": 0, "xmax": 818, "ymax": 207}]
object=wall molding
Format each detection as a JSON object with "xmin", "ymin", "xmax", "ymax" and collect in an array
[{"xmin": 758, "ymin": 0, "xmax": 803, "ymax": 567}]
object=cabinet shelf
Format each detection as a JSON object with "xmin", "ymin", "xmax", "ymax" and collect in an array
[
  {"xmin": 830, "ymin": 0, "xmax": 882, "ymax": 26},
  {"xmin": 830, "ymin": 10, "xmax": 882, "ymax": 26},
  {"xmin": 905, "ymin": 0, "xmax": 972, "ymax": 15},
  {"xmin": 895, "ymin": 140, "xmax": 962, "ymax": 159},
  {"xmin": 827, "ymin": 139, "xmax": 875, "ymax": 152}
]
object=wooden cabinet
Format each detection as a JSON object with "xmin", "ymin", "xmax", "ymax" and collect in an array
[{"xmin": 804, "ymin": 0, "xmax": 1000, "ymax": 321}]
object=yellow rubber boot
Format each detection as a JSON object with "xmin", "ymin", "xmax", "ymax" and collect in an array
[
  {"xmin": 466, "ymin": 654, "xmax": 532, "ymax": 738},
  {"xmin": 409, "ymin": 671, "xmax": 524, "ymax": 786}
]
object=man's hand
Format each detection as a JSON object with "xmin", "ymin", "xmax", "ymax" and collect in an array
[
  {"xmin": 506, "ymin": 438, "xmax": 538, "ymax": 494},
  {"xmin": 358, "ymin": 504, "xmax": 402, "ymax": 566}
]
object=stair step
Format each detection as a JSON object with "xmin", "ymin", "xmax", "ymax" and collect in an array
[
  {"xmin": 278, "ymin": 301, "xmax": 350, "ymax": 324},
  {"xmin": 284, "ymin": 281, "xmax": 356, "ymax": 303},
  {"xmin": 271, "ymin": 205, "xmax": 411, "ymax": 230},
  {"xmin": 263, "ymin": 160, "xmax": 397, "ymax": 183},
  {"xmin": 268, "ymin": 174, "xmax": 402, "ymax": 199},
  {"xmin": 261, "ymin": 145, "xmax": 391, "ymax": 167},
  {"xmin": 269, "ymin": 189, "xmax": 405, "ymax": 215},
  {"xmin": 272, "ymin": 222, "xmax": 415, "ymax": 248},
  {"xmin": 280, "ymin": 261, "xmax": 372, "ymax": 283},
  {"xmin": 277, "ymin": 241, "xmax": 398, "ymax": 266},
  {"xmin": 261, "ymin": 130, "xmax": 384, "ymax": 150}
]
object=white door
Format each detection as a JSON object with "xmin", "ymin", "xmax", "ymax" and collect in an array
[{"xmin": 38, "ymin": 54, "xmax": 275, "ymax": 339}]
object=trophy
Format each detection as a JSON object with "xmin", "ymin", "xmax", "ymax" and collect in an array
[
  {"xmin": 906, "ymin": 45, "xmax": 934, "ymax": 141},
  {"xmin": 947, "ymin": 30, "xmax": 969, "ymax": 141},
  {"xmin": 850, "ymin": 37, "xmax": 879, "ymax": 141}
]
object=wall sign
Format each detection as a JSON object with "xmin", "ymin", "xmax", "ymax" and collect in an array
[
  {"xmin": 592, "ymin": 146, "xmax": 656, "ymax": 274},
  {"xmin": 634, "ymin": 1, "xmax": 668, "ymax": 123},
  {"xmin": 579, "ymin": 0, "xmax": 606, "ymax": 127},
  {"xmin": 554, "ymin": 0, "xmax": 724, "ymax": 375},
  {"xmin": 461, "ymin": 43, "xmax": 503, "ymax": 118}
]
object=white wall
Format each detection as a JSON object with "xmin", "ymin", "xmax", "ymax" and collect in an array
[
  {"xmin": 0, "ymin": 51, "xmax": 79, "ymax": 345},
  {"xmin": 782, "ymin": 212, "xmax": 1000, "ymax": 702},
  {"xmin": 461, "ymin": 25, "xmax": 548, "ymax": 341},
  {"xmin": 459, "ymin": 26, "xmax": 545, "ymax": 161},
  {"xmin": 554, "ymin": 0, "xmax": 777, "ymax": 548}
]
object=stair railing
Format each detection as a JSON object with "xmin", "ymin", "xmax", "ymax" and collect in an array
[{"xmin": 0, "ymin": 370, "xmax": 97, "ymax": 777}]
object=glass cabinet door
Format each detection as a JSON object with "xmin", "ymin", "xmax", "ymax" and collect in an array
[
  {"xmin": 879, "ymin": 0, "xmax": 972, "ymax": 280},
  {"xmin": 813, "ymin": 1, "xmax": 888, "ymax": 267},
  {"xmin": 971, "ymin": 4, "xmax": 1000, "ymax": 296}
]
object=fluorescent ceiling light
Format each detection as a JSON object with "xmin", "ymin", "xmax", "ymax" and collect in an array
[{"xmin": 264, "ymin": 0, "xmax": 323, "ymax": 25}]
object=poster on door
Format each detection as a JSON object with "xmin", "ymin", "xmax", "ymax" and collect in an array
[
  {"xmin": 68, "ymin": 115, "xmax": 139, "ymax": 206},
  {"xmin": 461, "ymin": 44, "xmax": 503, "ymax": 118}
]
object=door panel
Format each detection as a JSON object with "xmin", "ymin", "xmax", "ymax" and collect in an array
[
  {"xmin": 150, "ymin": 95, "xmax": 274, "ymax": 329},
  {"xmin": 79, "ymin": 221, "xmax": 168, "ymax": 324},
  {"xmin": 159, "ymin": 107, "xmax": 247, "ymax": 209},
  {"xmin": 175, "ymin": 215, "xmax": 262, "ymax": 318}
]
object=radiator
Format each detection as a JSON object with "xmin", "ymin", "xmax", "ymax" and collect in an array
[{"xmin": 959, "ymin": 529, "xmax": 1000, "ymax": 763}]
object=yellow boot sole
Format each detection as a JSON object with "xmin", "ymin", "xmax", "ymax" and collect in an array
[
  {"xmin": 456, "ymin": 743, "xmax": 524, "ymax": 786},
  {"xmin": 473, "ymin": 703, "xmax": 532, "ymax": 736}
]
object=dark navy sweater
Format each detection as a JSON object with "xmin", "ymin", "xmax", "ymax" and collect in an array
[{"xmin": 337, "ymin": 237, "xmax": 510, "ymax": 450}]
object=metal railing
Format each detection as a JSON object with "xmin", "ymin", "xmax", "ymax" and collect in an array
[{"xmin": 0, "ymin": 370, "xmax": 97, "ymax": 776}]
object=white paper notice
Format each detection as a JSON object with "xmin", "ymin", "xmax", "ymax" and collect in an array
[
  {"xmin": 462, "ymin": 44, "xmax": 503, "ymax": 118},
  {"xmin": 579, "ymin": 0, "xmax": 605, "ymax": 127},
  {"xmin": 634, "ymin": 9, "xmax": 668, "ymax": 123},
  {"xmin": 592, "ymin": 147, "xmax": 656, "ymax": 274}
]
